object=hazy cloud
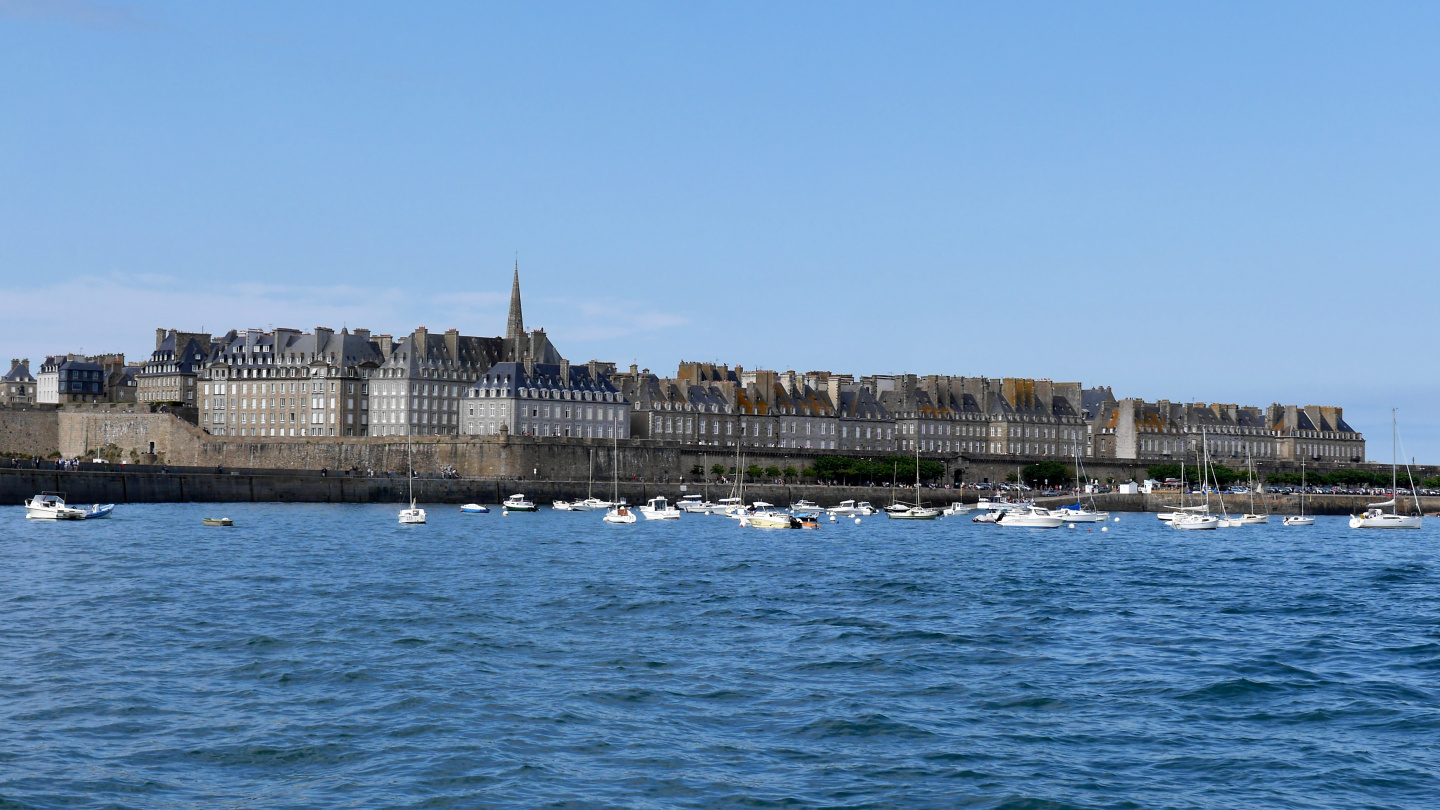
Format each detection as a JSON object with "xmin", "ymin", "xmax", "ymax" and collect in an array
[{"xmin": 0, "ymin": 0, "xmax": 142, "ymax": 29}]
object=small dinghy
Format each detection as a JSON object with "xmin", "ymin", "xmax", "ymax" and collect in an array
[
  {"xmin": 84, "ymin": 504, "xmax": 115, "ymax": 519},
  {"xmin": 202, "ymin": 517, "xmax": 233, "ymax": 527},
  {"xmin": 460, "ymin": 503, "xmax": 490, "ymax": 514}
]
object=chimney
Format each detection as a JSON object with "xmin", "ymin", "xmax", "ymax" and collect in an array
[
  {"xmin": 354, "ymin": 328, "xmax": 370, "ymax": 342},
  {"xmin": 377, "ymin": 334, "xmax": 393, "ymax": 357},
  {"xmin": 156, "ymin": 328, "xmax": 167, "ymax": 349},
  {"xmin": 314, "ymin": 327, "xmax": 334, "ymax": 352},
  {"xmin": 444, "ymin": 328, "xmax": 458, "ymax": 361},
  {"xmin": 630, "ymin": 363, "xmax": 639, "ymax": 375},
  {"xmin": 413, "ymin": 327, "xmax": 428, "ymax": 359},
  {"xmin": 524, "ymin": 354, "xmax": 535, "ymax": 378},
  {"xmin": 560, "ymin": 358, "xmax": 570, "ymax": 387}
]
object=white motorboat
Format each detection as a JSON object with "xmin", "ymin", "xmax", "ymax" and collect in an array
[
  {"xmin": 743, "ymin": 510, "xmax": 802, "ymax": 529},
  {"xmin": 976, "ymin": 497, "xmax": 1033, "ymax": 512},
  {"xmin": 827, "ymin": 499, "xmax": 876, "ymax": 517},
  {"xmin": 941, "ymin": 501, "xmax": 971, "ymax": 516},
  {"xmin": 398, "ymin": 432, "xmax": 426, "ymax": 524},
  {"xmin": 789, "ymin": 499, "xmax": 822, "ymax": 515},
  {"xmin": 640, "ymin": 496, "xmax": 682, "ymax": 520},
  {"xmin": 1238, "ymin": 514, "xmax": 1269, "ymax": 525},
  {"xmin": 1351, "ymin": 411, "xmax": 1422, "ymax": 530},
  {"xmin": 460, "ymin": 503, "xmax": 490, "ymax": 514},
  {"xmin": 24, "ymin": 492, "xmax": 86, "ymax": 520},
  {"xmin": 677, "ymin": 494, "xmax": 713, "ymax": 513},
  {"xmin": 552, "ymin": 500, "xmax": 575, "ymax": 511},
  {"xmin": 728, "ymin": 500, "xmax": 772, "ymax": 520},
  {"xmin": 503, "ymin": 494, "xmax": 538, "ymax": 512},
  {"xmin": 972, "ymin": 510, "xmax": 1004, "ymax": 524},
  {"xmin": 569, "ymin": 497, "xmax": 612, "ymax": 511},
  {"xmin": 997, "ymin": 506, "xmax": 1065, "ymax": 528}
]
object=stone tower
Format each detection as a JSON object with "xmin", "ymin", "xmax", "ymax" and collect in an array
[{"xmin": 505, "ymin": 261, "xmax": 524, "ymax": 342}]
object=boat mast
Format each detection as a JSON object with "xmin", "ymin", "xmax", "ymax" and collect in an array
[{"xmin": 1392, "ymin": 409, "xmax": 1398, "ymax": 515}]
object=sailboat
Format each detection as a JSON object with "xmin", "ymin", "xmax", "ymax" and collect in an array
[
  {"xmin": 1172, "ymin": 433, "xmax": 1219, "ymax": 530},
  {"xmin": 888, "ymin": 443, "xmax": 940, "ymax": 519},
  {"xmin": 1283, "ymin": 458, "xmax": 1315, "ymax": 526},
  {"xmin": 1238, "ymin": 448, "xmax": 1269, "ymax": 524},
  {"xmin": 398, "ymin": 430, "xmax": 426, "ymax": 524},
  {"xmin": 566, "ymin": 448, "xmax": 614, "ymax": 511},
  {"xmin": 602, "ymin": 417, "xmax": 636, "ymax": 524},
  {"xmin": 1350, "ymin": 410, "xmax": 1422, "ymax": 529},
  {"xmin": 1054, "ymin": 444, "xmax": 1109, "ymax": 522}
]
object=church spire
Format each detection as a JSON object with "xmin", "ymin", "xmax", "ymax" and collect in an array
[{"xmin": 505, "ymin": 259, "xmax": 524, "ymax": 341}]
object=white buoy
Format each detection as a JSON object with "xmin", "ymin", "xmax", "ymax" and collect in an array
[
  {"xmin": 502, "ymin": 509, "xmax": 509, "ymax": 516},
  {"xmin": 739, "ymin": 519, "xmax": 749, "ymax": 528},
  {"xmin": 1101, "ymin": 526, "xmax": 1108, "ymax": 532},
  {"xmin": 829, "ymin": 514, "xmax": 837, "ymax": 522},
  {"xmin": 1068, "ymin": 523, "xmax": 1075, "ymax": 529},
  {"xmin": 854, "ymin": 517, "xmax": 862, "ymax": 525},
  {"xmin": 1113, "ymin": 517, "xmax": 1120, "ymax": 522}
]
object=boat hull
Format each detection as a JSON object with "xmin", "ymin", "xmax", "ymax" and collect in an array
[
  {"xmin": 1172, "ymin": 516, "xmax": 1219, "ymax": 530},
  {"xmin": 1282, "ymin": 516, "xmax": 1315, "ymax": 526},
  {"xmin": 1350, "ymin": 514, "xmax": 1422, "ymax": 529},
  {"xmin": 1054, "ymin": 509, "xmax": 1108, "ymax": 522}
]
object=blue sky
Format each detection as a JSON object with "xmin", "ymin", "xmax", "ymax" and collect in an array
[{"xmin": 3, "ymin": 1, "xmax": 1438, "ymax": 460}]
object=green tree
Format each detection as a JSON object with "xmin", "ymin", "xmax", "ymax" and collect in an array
[
  {"xmin": 1021, "ymin": 460, "xmax": 1073, "ymax": 487},
  {"xmin": 783, "ymin": 466, "xmax": 798, "ymax": 479},
  {"xmin": 746, "ymin": 464, "xmax": 764, "ymax": 479},
  {"xmin": 690, "ymin": 465, "xmax": 703, "ymax": 476},
  {"xmin": 764, "ymin": 465, "xmax": 781, "ymax": 478},
  {"xmin": 1147, "ymin": 464, "xmax": 1183, "ymax": 482},
  {"xmin": 711, "ymin": 464, "xmax": 726, "ymax": 477}
]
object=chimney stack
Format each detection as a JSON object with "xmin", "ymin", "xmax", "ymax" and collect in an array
[
  {"xmin": 444, "ymin": 328, "xmax": 459, "ymax": 362},
  {"xmin": 156, "ymin": 328, "xmax": 167, "ymax": 349},
  {"xmin": 560, "ymin": 358, "xmax": 570, "ymax": 387}
]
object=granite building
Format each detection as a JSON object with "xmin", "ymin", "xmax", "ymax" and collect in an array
[
  {"xmin": 2, "ymin": 359, "xmax": 35, "ymax": 406},
  {"xmin": 199, "ymin": 327, "xmax": 383, "ymax": 437},
  {"xmin": 138, "ymin": 329, "xmax": 212, "ymax": 406},
  {"xmin": 462, "ymin": 358, "xmax": 628, "ymax": 439}
]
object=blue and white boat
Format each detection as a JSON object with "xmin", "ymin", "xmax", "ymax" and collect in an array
[
  {"xmin": 460, "ymin": 503, "xmax": 490, "ymax": 514},
  {"xmin": 84, "ymin": 504, "xmax": 115, "ymax": 519}
]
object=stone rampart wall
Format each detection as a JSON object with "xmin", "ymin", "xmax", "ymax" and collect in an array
[
  {"xmin": 8, "ymin": 410, "xmax": 1438, "ymax": 485},
  {"xmin": 0, "ymin": 409, "xmax": 60, "ymax": 458}
]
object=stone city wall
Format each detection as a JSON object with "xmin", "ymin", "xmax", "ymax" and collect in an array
[
  {"xmin": 0, "ymin": 408, "xmax": 60, "ymax": 458},
  {"xmin": 6, "ymin": 410, "xmax": 1437, "ymax": 486}
]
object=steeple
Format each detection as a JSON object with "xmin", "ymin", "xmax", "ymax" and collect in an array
[{"xmin": 505, "ymin": 260, "xmax": 525, "ymax": 341}]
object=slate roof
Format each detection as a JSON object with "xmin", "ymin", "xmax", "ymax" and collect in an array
[
  {"xmin": 3, "ymin": 359, "xmax": 33, "ymax": 383},
  {"xmin": 468, "ymin": 362, "xmax": 622, "ymax": 399}
]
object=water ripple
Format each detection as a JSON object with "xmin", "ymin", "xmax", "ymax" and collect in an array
[{"xmin": 2, "ymin": 504, "xmax": 1439, "ymax": 808}]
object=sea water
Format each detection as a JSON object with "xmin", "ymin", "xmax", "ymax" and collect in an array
[{"xmin": 2, "ymin": 504, "xmax": 1438, "ymax": 808}]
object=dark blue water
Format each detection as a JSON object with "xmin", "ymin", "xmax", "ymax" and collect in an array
[{"xmin": 3, "ymin": 504, "xmax": 1439, "ymax": 808}]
